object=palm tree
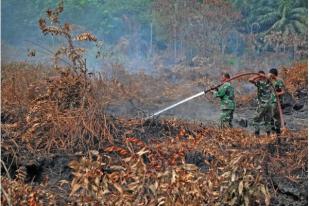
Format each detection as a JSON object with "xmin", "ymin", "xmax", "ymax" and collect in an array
[{"xmin": 251, "ymin": 0, "xmax": 307, "ymax": 35}]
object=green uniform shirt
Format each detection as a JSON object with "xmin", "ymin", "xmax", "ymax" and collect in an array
[
  {"xmin": 214, "ymin": 82, "xmax": 235, "ymax": 110},
  {"xmin": 271, "ymin": 78, "xmax": 285, "ymax": 103},
  {"xmin": 254, "ymin": 80, "xmax": 273, "ymax": 104}
]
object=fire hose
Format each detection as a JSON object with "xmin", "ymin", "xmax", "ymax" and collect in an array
[{"xmin": 146, "ymin": 72, "xmax": 285, "ymax": 130}]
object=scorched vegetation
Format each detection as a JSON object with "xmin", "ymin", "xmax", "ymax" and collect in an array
[{"xmin": 1, "ymin": 1, "xmax": 308, "ymax": 206}]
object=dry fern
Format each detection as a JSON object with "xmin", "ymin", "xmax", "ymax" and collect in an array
[{"xmin": 75, "ymin": 32, "xmax": 97, "ymax": 42}]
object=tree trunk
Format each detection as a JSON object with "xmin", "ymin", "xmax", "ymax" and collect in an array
[
  {"xmin": 293, "ymin": 41, "xmax": 297, "ymax": 60},
  {"xmin": 174, "ymin": 33, "xmax": 177, "ymax": 63},
  {"xmin": 221, "ymin": 37, "xmax": 225, "ymax": 56},
  {"xmin": 174, "ymin": 1, "xmax": 178, "ymax": 63},
  {"xmin": 149, "ymin": 22, "xmax": 153, "ymax": 58}
]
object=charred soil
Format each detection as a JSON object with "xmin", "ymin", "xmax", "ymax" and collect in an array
[{"xmin": 1, "ymin": 63, "xmax": 308, "ymax": 205}]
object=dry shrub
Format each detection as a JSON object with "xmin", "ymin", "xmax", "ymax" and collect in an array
[
  {"xmin": 1, "ymin": 0, "xmax": 114, "ymax": 156},
  {"xmin": 17, "ymin": 69, "xmax": 116, "ymax": 153},
  {"xmin": 1, "ymin": 177, "xmax": 57, "ymax": 206},
  {"xmin": 68, "ymin": 151, "xmax": 210, "ymax": 205},
  {"xmin": 1, "ymin": 68, "xmax": 117, "ymax": 156},
  {"xmin": 281, "ymin": 63, "xmax": 308, "ymax": 94},
  {"xmin": 39, "ymin": 0, "xmax": 96, "ymax": 71},
  {"xmin": 66, "ymin": 125, "xmax": 305, "ymax": 205},
  {"xmin": 1, "ymin": 63, "xmax": 53, "ymax": 110}
]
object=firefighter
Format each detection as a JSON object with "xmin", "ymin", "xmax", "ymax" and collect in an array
[
  {"xmin": 268, "ymin": 68, "xmax": 285, "ymax": 134},
  {"xmin": 249, "ymin": 71, "xmax": 274, "ymax": 136},
  {"xmin": 213, "ymin": 73, "xmax": 235, "ymax": 128}
]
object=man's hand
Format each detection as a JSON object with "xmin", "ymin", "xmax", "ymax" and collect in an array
[
  {"xmin": 249, "ymin": 75, "xmax": 259, "ymax": 83},
  {"xmin": 211, "ymin": 86, "xmax": 218, "ymax": 91},
  {"xmin": 267, "ymin": 73, "xmax": 274, "ymax": 79},
  {"xmin": 211, "ymin": 89, "xmax": 217, "ymax": 95},
  {"xmin": 276, "ymin": 88, "xmax": 285, "ymax": 96},
  {"xmin": 204, "ymin": 87, "xmax": 217, "ymax": 94}
]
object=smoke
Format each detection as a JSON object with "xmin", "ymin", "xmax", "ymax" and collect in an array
[
  {"xmin": 1, "ymin": 0, "xmax": 156, "ymax": 73},
  {"xmin": 2, "ymin": 0, "xmax": 300, "ymax": 75}
]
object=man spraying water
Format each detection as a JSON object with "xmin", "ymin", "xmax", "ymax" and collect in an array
[{"xmin": 212, "ymin": 73, "xmax": 235, "ymax": 128}]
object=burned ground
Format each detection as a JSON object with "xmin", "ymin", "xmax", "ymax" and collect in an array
[
  {"xmin": 1, "ymin": 63, "xmax": 308, "ymax": 205},
  {"xmin": 1, "ymin": 117, "xmax": 307, "ymax": 205}
]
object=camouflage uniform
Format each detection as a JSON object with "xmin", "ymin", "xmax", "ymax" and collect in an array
[
  {"xmin": 271, "ymin": 79, "xmax": 285, "ymax": 133},
  {"xmin": 252, "ymin": 79, "xmax": 274, "ymax": 135},
  {"xmin": 214, "ymin": 82, "xmax": 235, "ymax": 128}
]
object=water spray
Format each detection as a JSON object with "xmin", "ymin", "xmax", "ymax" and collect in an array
[
  {"xmin": 147, "ymin": 91, "xmax": 205, "ymax": 119},
  {"xmin": 146, "ymin": 72, "xmax": 285, "ymax": 129}
]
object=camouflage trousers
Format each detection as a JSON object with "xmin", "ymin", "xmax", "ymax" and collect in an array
[
  {"xmin": 253, "ymin": 103, "xmax": 272, "ymax": 134},
  {"xmin": 220, "ymin": 109, "xmax": 234, "ymax": 128},
  {"xmin": 271, "ymin": 103, "xmax": 281, "ymax": 133}
]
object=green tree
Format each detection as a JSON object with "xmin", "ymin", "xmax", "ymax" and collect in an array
[{"xmin": 248, "ymin": 0, "xmax": 307, "ymax": 35}]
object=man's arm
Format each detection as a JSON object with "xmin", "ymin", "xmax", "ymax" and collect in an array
[
  {"xmin": 214, "ymin": 85, "xmax": 226, "ymax": 98},
  {"xmin": 248, "ymin": 75, "xmax": 258, "ymax": 84},
  {"xmin": 249, "ymin": 74, "xmax": 266, "ymax": 84}
]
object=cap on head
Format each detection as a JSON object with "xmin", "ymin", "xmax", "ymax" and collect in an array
[{"xmin": 269, "ymin": 68, "xmax": 278, "ymax": 76}]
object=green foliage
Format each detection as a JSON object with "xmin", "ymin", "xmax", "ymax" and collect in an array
[
  {"xmin": 254, "ymin": 0, "xmax": 307, "ymax": 35},
  {"xmin": 229, "ymin": 0, "xmax": 307, "ymax": 36}
]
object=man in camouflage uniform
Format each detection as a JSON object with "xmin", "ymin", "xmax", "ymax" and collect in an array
[
  {"xmin": 249, "ymin": 71, "xmax": 274, "ymax": 136},
  {"xmin": 213, "ymin": 73, "xmax": 235, "ymax": 128},
  {"xmin": 268, "ymin": 68, "xmax": 285, "ymax": 134}
]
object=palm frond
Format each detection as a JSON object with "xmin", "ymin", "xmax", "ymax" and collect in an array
[
  {"xmin": 291, "ymin": 20, "xmax": 307, "ymax": 34},
  {"xmin": 256, "ymin": 11, "xmax": 280, "ymax": 26},
  {"xmin": 290, "ymin": 7, "xmax": 308, "ymax": 15},
  {"xmin": 253, "ymin": 7, "xmax": 275, "ymax": 15},
  {"xmin": 290, "ymin": 15, "xmax": 307, "ymax": 25},
  {"xmin": 265, "ymin": 17, "xmax": 286, "ymax": 34},
  {"xmin": 289, "ymin": 13, "xmax": 307, "ymax": 20}
]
